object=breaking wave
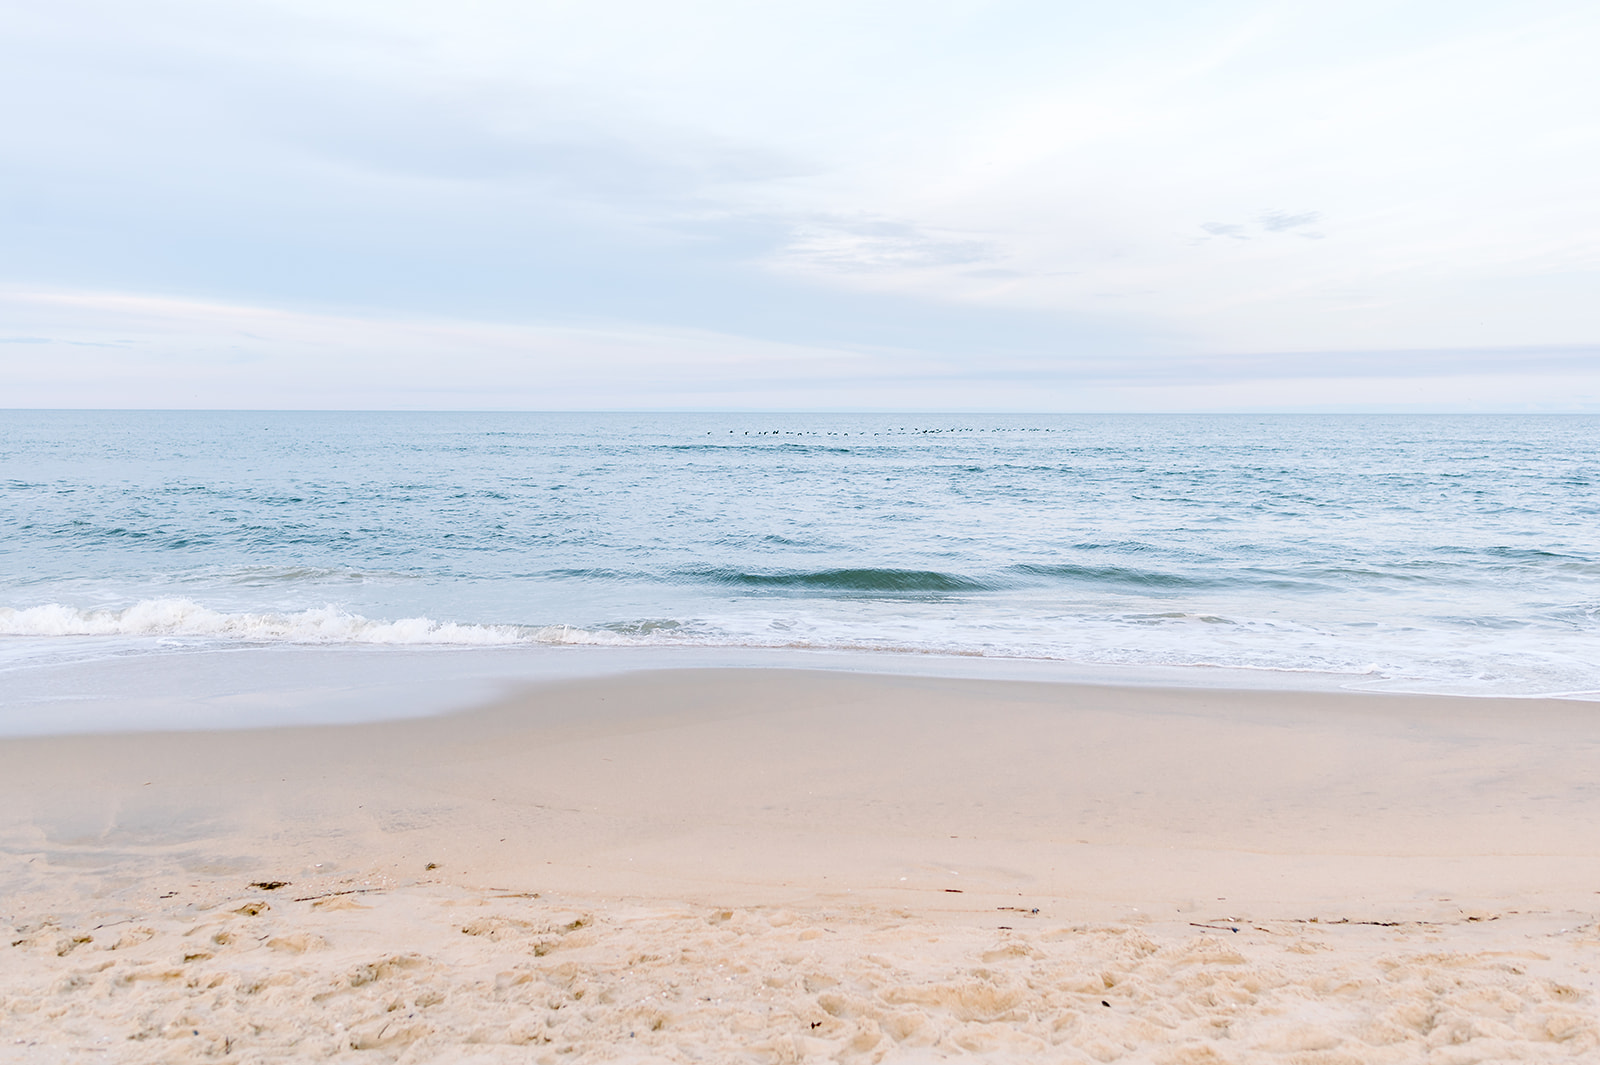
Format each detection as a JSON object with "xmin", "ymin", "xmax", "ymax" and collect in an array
[{"xmin": 0, "ymin": 600, "xmax": 629, "ymax": 647}]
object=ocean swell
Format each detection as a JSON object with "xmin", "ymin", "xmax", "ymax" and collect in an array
[{"xmin": 685, "ymin": 568, "xmax": 987, "ymax": 592}]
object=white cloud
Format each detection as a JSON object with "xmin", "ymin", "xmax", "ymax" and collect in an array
[
  {"xmin": 2, "ymin": 0, "xmax": 1597, "ymax": 407},
  {"xmin": 740, "ymin": 1, "xmax": 1600, "ymax": 351}
]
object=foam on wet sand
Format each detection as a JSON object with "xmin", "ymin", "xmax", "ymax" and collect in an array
[{"xmin": 3, "ymin": 669, "xmax": 1598, "ymax": 1062}]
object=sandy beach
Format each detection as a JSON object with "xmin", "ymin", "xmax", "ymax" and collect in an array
[{"xmin": 3, "ymin": 668, "xmax": 1598, "ymax": 1062}]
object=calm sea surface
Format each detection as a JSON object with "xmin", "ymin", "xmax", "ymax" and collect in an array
[{"xmin": 3, "ymin": 411, "xmax": 1598, "ymax": 697}]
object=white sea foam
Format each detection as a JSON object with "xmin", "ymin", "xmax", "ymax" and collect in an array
[
  {"xmin": 4, "ymin": 598, "xmax": 1598, "ymax": 699},
  {"xmin": 0, "ymin": 599, "xmax": 630, "ymax": 647}
]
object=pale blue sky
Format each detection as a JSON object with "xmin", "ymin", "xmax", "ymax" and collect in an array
[{"xmin": 3, "ymin": 0, "xmax": 1597, "ymax": 409}]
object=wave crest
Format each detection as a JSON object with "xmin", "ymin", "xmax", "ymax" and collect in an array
[{"xmin": 0, "ymin": 599, "xmax": 628, "ymax": 646}]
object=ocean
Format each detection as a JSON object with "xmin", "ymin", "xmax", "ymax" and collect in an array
[{"xmin": 3, "ymin": 410, "xmax": 1598, "ymax": 727}]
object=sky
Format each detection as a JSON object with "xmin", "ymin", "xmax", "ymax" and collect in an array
[{"xmin": 3, "ymin": 0, "xmax": 1598, "ymax": 410}]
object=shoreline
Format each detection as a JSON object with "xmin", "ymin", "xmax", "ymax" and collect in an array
[
  {"xmin": 5, "ymin": 668, "xmax": 1599, "ymax": 1060},
  {"xmin": 6, "ymin": 639, "xmax": 1596, "ymax": 741}
]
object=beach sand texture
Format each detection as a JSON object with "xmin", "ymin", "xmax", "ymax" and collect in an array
[{"xmin": 3, "ymin": 669, "xmax": 1599, "ymax": 1062}]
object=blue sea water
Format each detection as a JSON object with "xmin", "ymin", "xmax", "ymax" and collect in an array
[{"xmin": 2, "ymin": 410, "xmax": 1598, "ymax": 700}]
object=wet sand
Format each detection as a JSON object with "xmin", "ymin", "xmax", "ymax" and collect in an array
[{"xmin": 3, "ymin": 669, "xmax": 1598, "ymax": 1062}]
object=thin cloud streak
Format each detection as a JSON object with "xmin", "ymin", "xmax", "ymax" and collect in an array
[{"xmin": 5, "ymin": 288, "xmax": 1597, "ymax": 412}]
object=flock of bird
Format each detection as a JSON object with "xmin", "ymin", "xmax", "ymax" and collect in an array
[{"xmin": 710, "ymin": 427, "xmax": 1062, "ymax": 436}]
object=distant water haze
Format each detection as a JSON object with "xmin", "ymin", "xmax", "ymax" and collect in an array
[{"xmin": 2, "ymin": 411, "xmax": 1597, "ymax": 698}]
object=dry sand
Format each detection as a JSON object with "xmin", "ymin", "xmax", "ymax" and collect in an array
[{"xmin": 3, "ymin": 668, "xmax": 1598, "ymax": 1062}]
